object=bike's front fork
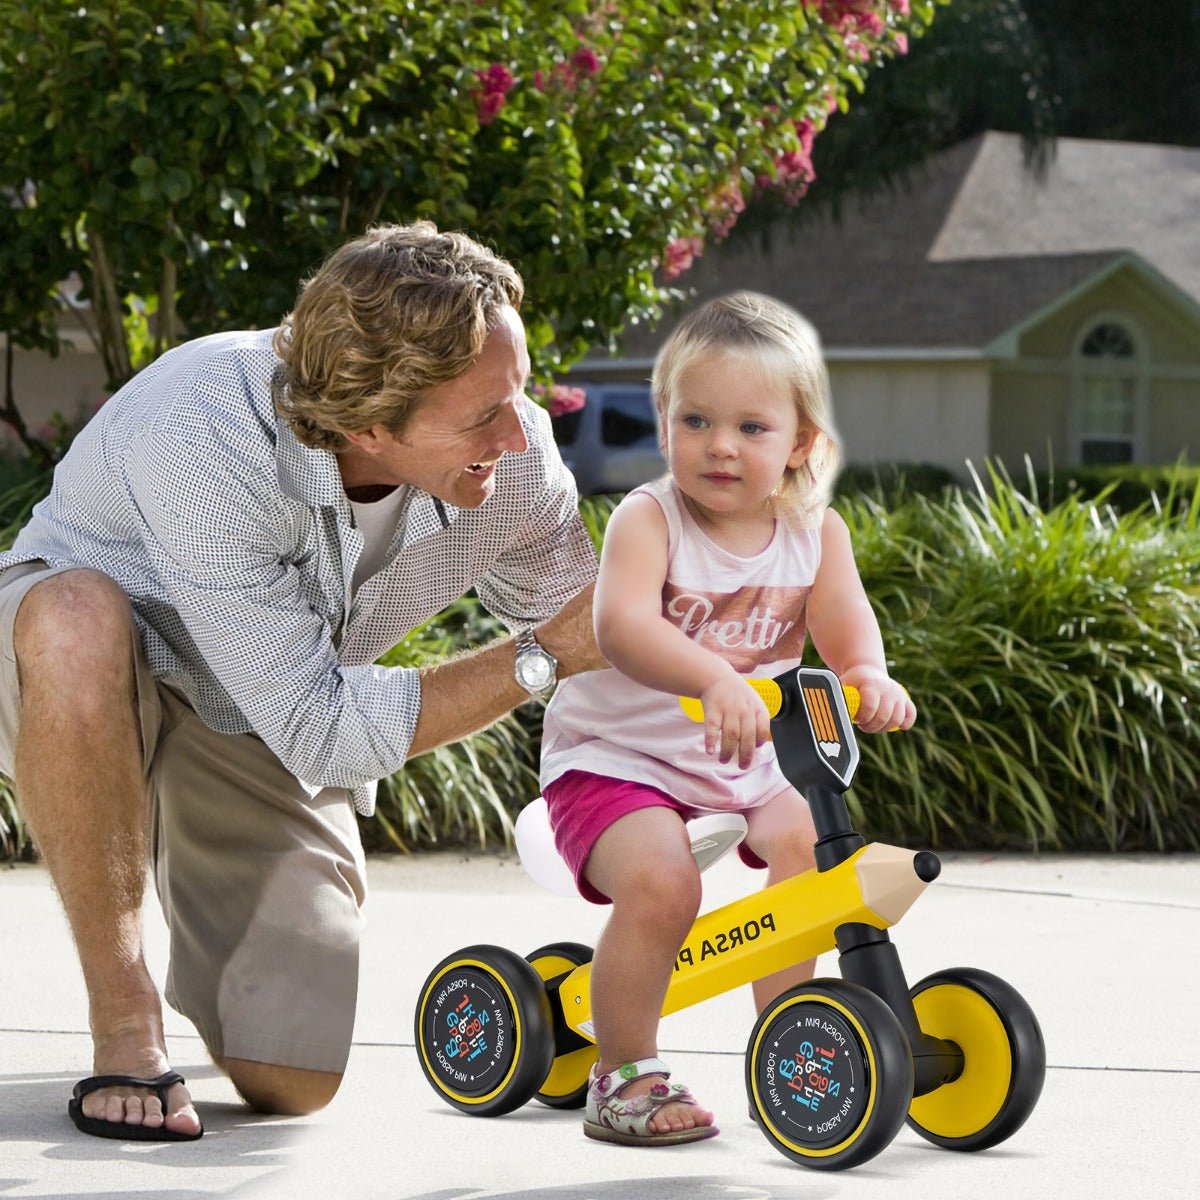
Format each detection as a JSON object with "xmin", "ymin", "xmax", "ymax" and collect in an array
[{"xmin": 836, "ymin": 922, "xmax": 963, "ymax": 1095}]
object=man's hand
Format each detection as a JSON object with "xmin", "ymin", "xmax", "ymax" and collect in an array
[
  {"xmin": 410, "ymin": 584, "xmax": 602, "ymax": 759},
  {"xmin": 841, "ymin": 664, "xmax": 915, "ymax": 734},
  {"xmin": 699, "ymin": 672, "xmax": 771, "ymax": 769}
]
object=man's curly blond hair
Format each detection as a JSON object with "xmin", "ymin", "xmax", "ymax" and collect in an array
[{"xmin": 273, "ymin": 222, "xmax": 524, "ymax": 452}]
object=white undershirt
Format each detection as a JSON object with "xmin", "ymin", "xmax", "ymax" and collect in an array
[{"xmin": 349, "ymin": 486, "xmax": 409, "ymax": 594}]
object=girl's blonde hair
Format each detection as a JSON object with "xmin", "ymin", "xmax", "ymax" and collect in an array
[
  {"xmin": 651, "ymin": 290, "xmax": 840, "ymax": 525},
  {"xmin": 273, "ymin": 222, "xmax": 523, "ymax": 452}
]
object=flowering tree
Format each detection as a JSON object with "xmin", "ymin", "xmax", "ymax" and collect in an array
[{"xmin": 0, "ymin": 0, "xmax": 933, "ymax": 444}]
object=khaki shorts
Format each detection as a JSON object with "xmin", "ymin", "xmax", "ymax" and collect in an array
[{"xmin": 0, "ymin": 561, "xmax": 367, "ymax": 1074}]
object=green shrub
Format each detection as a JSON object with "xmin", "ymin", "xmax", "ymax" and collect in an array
[
  {"xmin": 843, "ymin": 465, "xmax": 1200, "ymax": 851},
  {"xmin": 1023, "ymin": 461, "xmax": 1200, "ymax": 517},
  {"xmin": 4, "ymin": 475, "xmax": 1198, "ymax": 859},
  {"xmin": 835, "ymin": 462, "xmax": 959, "ymax": 505},
  {"xmin": 0, "ymin": 463, "xmax": 52, "ymax": 551},
  {"xmin": 0, "ymin": 464, "xmax": 51, "ymax": 860}
]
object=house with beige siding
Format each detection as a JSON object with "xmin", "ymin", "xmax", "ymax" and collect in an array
[
  {"xmin": 5, "ymin": 133, "xmax": 1200, "ymax": 485},
  {"xmin": 570, "ymin": 132, "xmax": 1200, "ymax": 480}
]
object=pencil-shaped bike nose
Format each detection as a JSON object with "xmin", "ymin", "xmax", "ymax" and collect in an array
[{"xmin": 855, "ymin": 844, "xmax": 939, "ymax": 924}]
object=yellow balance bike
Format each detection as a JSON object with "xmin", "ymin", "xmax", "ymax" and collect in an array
[{"xmin": 414, "ymin": 666, "xmax": 1046, "ymax": 1171}]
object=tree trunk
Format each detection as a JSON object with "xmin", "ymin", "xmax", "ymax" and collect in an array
[
  {"xmin": 86, "ymin": 222, "xmax": 133, "ymax": 388},
  {"xmin": 155, "ymin": 253, "xmax": 178, "ymax": 359},
  {"xmin": 1, "ymin": 336, "xmax": 54, "ymax": 466}
]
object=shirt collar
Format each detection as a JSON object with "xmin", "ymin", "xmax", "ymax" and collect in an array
[
  {"xmin": 275, "ymin": 413, "xmax": 461, "ymax": 532},
  {"xmin": 275, "ymin": 416, "xmax": 347, "ymax": 508}
]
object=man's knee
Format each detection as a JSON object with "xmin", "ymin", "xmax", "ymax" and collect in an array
[
  {"xmin": 13, "ymin": 569, "xmax": 135, "ymax": 692},
  {"xmin": 221, "ymin": 1057, "xmax": 345, "ymax": 1116}
]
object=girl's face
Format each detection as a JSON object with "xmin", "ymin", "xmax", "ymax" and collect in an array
[{"xmin": 664, "ymin": 353, "xmax": 813, "ymax": 522}]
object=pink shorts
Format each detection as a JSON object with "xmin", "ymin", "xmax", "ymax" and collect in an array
[{"xmin": 542, "ymin": 769, "xmax": 766, "ymax": 905}]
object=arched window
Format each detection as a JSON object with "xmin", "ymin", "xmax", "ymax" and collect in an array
[{"xmin": 1073, "ymin": 319, "xmax": 1143, "ymax": 465}]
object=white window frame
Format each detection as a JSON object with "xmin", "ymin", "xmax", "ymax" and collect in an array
[{"xmin": 1068, "ymin": 313, "xmax": 1148, "ymax": 466}]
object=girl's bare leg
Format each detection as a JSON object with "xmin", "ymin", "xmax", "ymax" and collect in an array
[{"xmin": 584, "ymin": 806, "xmax": 713, "ymax": 1135}]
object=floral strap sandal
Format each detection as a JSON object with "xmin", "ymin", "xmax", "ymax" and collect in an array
[{"xmin": 583, "ymin": 1057, "xmax": 719, "ymax": 1147}]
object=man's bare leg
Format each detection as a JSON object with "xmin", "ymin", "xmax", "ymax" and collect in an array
[
  {"xmin": 12, "ymin": 570, "xmax": 200, "ymax": 1135},
  {"xmin": 221, "ymin": 1060, "xmax": 342, "ymax": 1116}
]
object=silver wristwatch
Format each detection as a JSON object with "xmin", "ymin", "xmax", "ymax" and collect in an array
[{"xmin": 513, "ymin": 627, "xmax": 558, "ymax": 697}]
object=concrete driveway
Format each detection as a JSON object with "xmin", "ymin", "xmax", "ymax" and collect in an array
[{"xmin": 1, "ymin": 849, "xmax": 1196, "ymax": 1199}]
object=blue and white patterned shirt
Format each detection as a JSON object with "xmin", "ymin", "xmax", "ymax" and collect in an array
[{"xmin": 0, "ymin": 329, "xmax": 597, "ymax": 814}]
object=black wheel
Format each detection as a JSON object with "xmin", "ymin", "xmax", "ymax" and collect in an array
[
  {"xmin": 525, "ymin": 942, "xmax": 598, "ymax": 1110},
  {"xmin": 907, "ymin": 967, "xmax": 1045, "ymax": 1151},
  {"xmin": 414, "ymin": 944, "xmax": 555, "ymax": 1116},
  {"xmin": 746, "ymin": 978, "xmax": 913, "ymax": 1171}
]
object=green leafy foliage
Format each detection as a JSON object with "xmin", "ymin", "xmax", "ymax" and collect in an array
[
  {"xmin": 3, "ymin": 475, "xmax": 1197, "ymax": 860},
  {"xmin": 0, "ymin": 0, "xmax": 926, "ymax": 402}
]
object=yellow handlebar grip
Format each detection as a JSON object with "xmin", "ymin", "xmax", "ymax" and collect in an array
[
  {"xmin": 678, "ymin": 677, "xmax": 784, "ymax": 722},
  {"xmin": 680, "ymin": 678, "xmax": 880, "ymax": 724},
  {"xmin": 747, "ymin": 677, "xmax": 784, "ymax": 717}
]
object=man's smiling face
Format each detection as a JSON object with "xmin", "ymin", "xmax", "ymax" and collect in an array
[{"xmin": 338, "ymin": 305, "xmax": 531, "ymax": 508}]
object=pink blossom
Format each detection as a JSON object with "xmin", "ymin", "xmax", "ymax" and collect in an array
[
  {"xmin": 775, "ymin": 149, "xmax": 815, "ymax": 186},
  {"xmin": 844, "ymin": 33, "xmax": 870, "ymax": 61},
  {"xmin": 477, "ymin": 63, "xmax": 515, "ymax": 95},
  {"xmin": 662, "ymin": 236, "xmax": 704, "ymax": 281},
  {"xmin": 894, "ymin": 31, "xmax": 908, "ymax": 54},
  {"xmin": 571, "ymin": 46, "xmax": 601, "ymax": 77},
  {"xmin": 811, "ymin": 1, "xmax": 894, "ymax": 41},
  {"xmin": 707, "ymin": 178, "xmax": 747, "ymax": 240},
  {"xmin": 794, "ymin": 117, "xmax": 816, "ymax": 155},
  {"xmin": 891, "ymin": 0, "xmax": 911, "ymax": 15},
  {"xmin": 552, "ymin": 61, "xmax": 578, "ymax": 92},
  {"xmin": 476, "ymin": 90, "xmax": 505, "ymax": 125},
  {"xmin": 548, "ymin": 385, "xmax": 587, "ymax": 418},
  {"xmin": 474, "ymin": 62, "xmax": 516, "ymax": 125}
]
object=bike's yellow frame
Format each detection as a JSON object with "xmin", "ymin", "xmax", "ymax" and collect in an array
[{"xmin": 554, "ymin": 840, "xmax": 929, "ymax": 1042}]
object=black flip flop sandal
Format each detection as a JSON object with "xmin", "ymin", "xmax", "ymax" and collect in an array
[{"xmin": 68, "ymin": 1070, "xmax": 203, "ymax": 1141}]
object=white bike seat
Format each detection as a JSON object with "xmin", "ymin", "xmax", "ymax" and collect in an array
[
  {"xmin": 685, "ymin": 811, "xmax": 751, "ymax": 873},
  {"xmin": 514, "ymin": 796, "xmax": 749, "ymax": 896}
]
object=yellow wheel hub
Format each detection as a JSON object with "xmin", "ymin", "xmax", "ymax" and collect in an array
[
  {"xmin": 908, "ymin": 983, "xmax": 1012, "ymax": 1138},
  {"xmin": 528, "ymin": 951, "xmax": 596, "ymax": 1100}
]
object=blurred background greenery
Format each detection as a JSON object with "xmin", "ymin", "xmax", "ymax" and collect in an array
[
  {"xmin": 5, "ymin": 468, "xmax": 1199, "ymax": 861},
  {"xmin": 4, "ymin": 1, "xmax": 1199, "ymax": 862}
]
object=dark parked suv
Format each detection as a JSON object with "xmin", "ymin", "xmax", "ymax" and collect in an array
[{"xmin": 550, "ymin": 383, "xmax": 666, "ymax": 496}]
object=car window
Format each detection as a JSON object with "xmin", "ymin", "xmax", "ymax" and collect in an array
[
  {"xmin": 550, "ymin": 408, "xmax": 583, "ymax": 447},
  {"xmin": 600, "ymin": 390, "xmax": 656, "ymax": 447}
]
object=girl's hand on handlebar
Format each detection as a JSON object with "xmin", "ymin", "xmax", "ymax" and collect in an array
[
  {"xmin": 699, "ymin": 673, "xmax": 771, "ymax": 768},
  {"xmin": 841, "ymin": 665, "xmax": 916, "ymax": 734}
]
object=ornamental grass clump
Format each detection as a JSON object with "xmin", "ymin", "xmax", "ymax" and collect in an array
[
  {"xmin": 369, "ymin": 595, "xmax": 541, "ymax": 852},
  {"xmin": 366, "ymin": 492, "xmax": 619, "ymax": 851},
  {"xmin": 845, "ymin": 466, "xmax": 1200, "ymax": 851}
]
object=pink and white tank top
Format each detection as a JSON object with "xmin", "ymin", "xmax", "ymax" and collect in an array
[{"xmin": 540, "ymin": 475, "xmax": 822, "ymax": 810}]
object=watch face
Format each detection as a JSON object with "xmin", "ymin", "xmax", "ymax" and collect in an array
[{"xmin": 518, "ymin": 652, "xmax": 554, "ymax": 691}]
